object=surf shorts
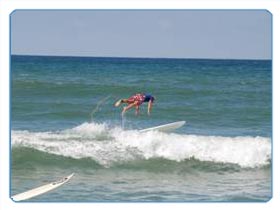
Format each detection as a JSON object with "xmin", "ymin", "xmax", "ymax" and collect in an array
[
  {"xmin": 143, "ymin": 94, "xmax": 155, "ymax": 103},
  {"xmin": 127, "ymin": 94, "xmax": 146, "ymax": 106}
]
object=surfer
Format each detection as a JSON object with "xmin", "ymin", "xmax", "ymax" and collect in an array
[{"xmin": 114, "ymin": 93, "xmax": 155, "ymax": 116}]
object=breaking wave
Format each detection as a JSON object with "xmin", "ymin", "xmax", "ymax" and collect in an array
[{"xmin": 11, "ymin": 122, "xmax": 271, "ymax": 169}]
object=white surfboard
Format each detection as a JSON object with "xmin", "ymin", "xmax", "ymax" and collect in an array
[
  {"xmin": 11, "ymin": 173, "xmax": 74, "ymax": 202},
  {"xmin": 140, "ymin": 121, "xmax": 186, "ymax": 133}
]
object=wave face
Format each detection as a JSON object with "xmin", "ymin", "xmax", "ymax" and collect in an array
[{"xmin": 12, "ymin": 122, "xmax": 271, "ymax": 169}]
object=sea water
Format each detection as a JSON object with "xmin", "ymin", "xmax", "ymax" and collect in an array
[{"xmin": 11, "ymin": 55, "xmax": 272, "ymax": 202}]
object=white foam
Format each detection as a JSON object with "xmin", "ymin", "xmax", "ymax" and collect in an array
[
  {"xmin": 11, "ymin": 122, "xmax": 271, "ymax": 168},
  {"xmin": 69, "ymin": 122, "xmax": 108, "ymax": 135},
  {"xmin": 113, "ymin": 130, "xmax": 271, "ymax": 168}
]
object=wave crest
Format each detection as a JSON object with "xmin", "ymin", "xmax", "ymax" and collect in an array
[{"xmin": 12, "ymin": 122, "xmax": 271, "ymax": 168}]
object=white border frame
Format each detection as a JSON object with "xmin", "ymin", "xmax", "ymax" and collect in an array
[{"xmin": 1, "ymin": 1, "xmax": 279, "ymax": 210}]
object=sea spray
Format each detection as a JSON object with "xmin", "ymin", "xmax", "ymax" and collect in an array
[
  {"xmin": 121, "ymin": 114, "xmax": 126, "ymax": 130},
  {"xmin": 90, "ymin": 95, "xmax": 111, "ymax": 122}
]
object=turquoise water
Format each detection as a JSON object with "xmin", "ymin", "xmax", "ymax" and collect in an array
[{"xmin": 11, "ymin": 55, "xmax": 272, "ymax": 202}]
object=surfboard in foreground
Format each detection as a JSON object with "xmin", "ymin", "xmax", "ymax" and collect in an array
[
  {"xmin": 11, "ymin": 173, "xmax": 74, "ymax": 202},
  {"xmin": 140, "ymin": 121, "xmax": 186, "ymax": 133}
]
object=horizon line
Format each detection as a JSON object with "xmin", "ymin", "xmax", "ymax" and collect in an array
[{"xmin": 11, "ymin": 54, "xmax": 272, "ymax": 61}]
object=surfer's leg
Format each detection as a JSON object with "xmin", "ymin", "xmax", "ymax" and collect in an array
[
  {"xmin": 115, "ymin": 99, "xmax": 129, "ymax": 107},
  {"xmin": 122, "ymin": 102, "xmax": 137, "ymax": 115},
  {"xmin": 121, "ymin": 99, "xmax": 129, "ymax": 103}
]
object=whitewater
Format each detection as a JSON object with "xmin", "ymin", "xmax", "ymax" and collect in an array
[{"xmin": 12, "ymin": 122, "xmax": 271, "ymax": 168}]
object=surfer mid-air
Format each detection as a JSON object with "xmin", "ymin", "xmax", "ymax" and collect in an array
[{"xmin": 114, "ymin": 93, "xmax": 155, "ymax": 116}]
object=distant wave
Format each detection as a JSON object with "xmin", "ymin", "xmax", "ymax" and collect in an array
[{"xmin": 11, "ymin": 122, "xmax": 271, "ymax": 169}]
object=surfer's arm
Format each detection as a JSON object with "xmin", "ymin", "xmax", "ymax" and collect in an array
[{"xmin": 147, "ymin": 100, "xmax": 153, "ymax": 115}]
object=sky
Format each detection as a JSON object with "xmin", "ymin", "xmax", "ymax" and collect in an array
[{"xmin": 11, "ymin": 10, "xmax": 272, "ymax": 59}]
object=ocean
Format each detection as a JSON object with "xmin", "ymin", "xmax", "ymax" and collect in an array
[{"xmin": 11, "ymin": 55, "xmax": 272, "ymax": 202}]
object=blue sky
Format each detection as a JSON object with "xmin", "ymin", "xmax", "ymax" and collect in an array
[{"xmin": 11, "ymin": 10, "xmax": 272, "ymax": 59}]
